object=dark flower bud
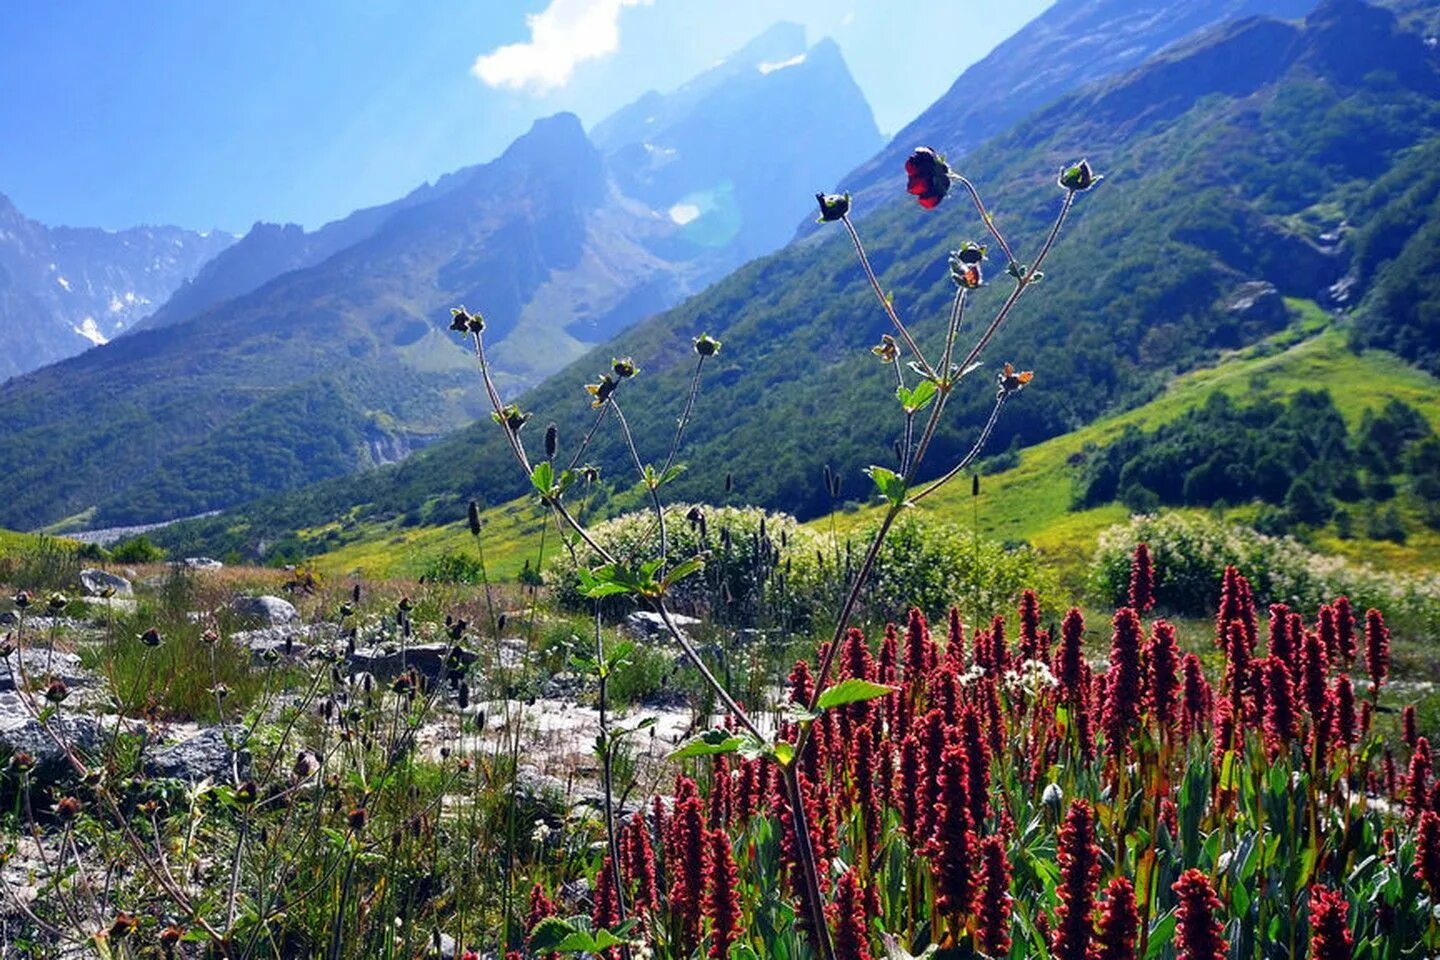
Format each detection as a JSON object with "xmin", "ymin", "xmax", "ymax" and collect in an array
[
  {"xmin": 997, "ymin": 362, "xmax": 1034, "ymax": 397},
  {"xmin": 47, "ymin": 592, "xmax": 68, "ymax": 612},
  {"xmin": 262, "ymin": 647, "xmax": 280, "ymax": 665},
  {"xmin": 56, "ymin": 795, "xmax": 82, "ymax": 822},
  {"xmin": 544, "ymin": 423, "xmax": 558, "ymax": 459},
  {"xmin": 236, "ymin": 781, "xmax": 258, "ymax": 805},
  {"xmin": 1059, "ymin": 160, "xmax": 1101, "ymax": 192},
  {"xmin": 348, "ymin": 806, "xmax": 368, "ymax": 832},
  {"xmin": 585, "ymin": 374, "xmax": 619, "ymax": 408},
  {"xmin": 724, "ymin": 472, "xmax": 733, "ymax": 493},
  {"xmin": 45, "ymin": 679, "xmax": 70, "ymax": 703},
  {"xmin": 352, "ymin": 584, "xmax": 361, "ymax": 604},
  {"xmin": 872, "ymin": 334, "xmax": 899, "ymax": 364},
  {"xmin": 579, "ymin": 464, "xmax": 600, "ymax": 484},
  {"xmin": 10, "ymin": 751, "xmax": 36, "ymax": 772},
  {"xmin": 209, "ymin": 683, "xmax": 230, "ymax": 700},
  {"xmin": 612, "ymin": 357, "xmax": 638, "ymax": 379},
  {"xmin": 108, "ymin": 913, "xmax": 139, "ymax": 940},
  {"xmin": 468, "ymin": 500, "xmax": 482, "ymax": 536},
  {"xmin": 905, "ymin": 147, "xmax": 951, "ymax": 209},
  {"xmin": 955, "ymin": 241, "xmax": 987, "ymax": 265},
  {"xmin": 160, "ymin": 925, "xmax": 185, "ymax": 950},
  {"xmin": 497, "ymin": 612, "xmax": 508, "ymax": 631},
  {"xmin": 693, "ymin": 333, "xmax": 722, "ymax": 357},
  {"xmin": 447, "ymin": 619, "xmax": 467, "ymax": 641},
  {"xmin": 491, "ymin": 403, "xmax": 531, "ymax": 433},
  {"xmin": 139, "ymin": 628, "xmax": 163, "ymax": 648},
  {"xmin": 815, "ymin": 192, "xmax": 851, "ymax": 222},
  {"xmin": 397, "ymin": 596, "xmax": 412, "ymax": 613},
  {"xmin": 200, "ymin": 628, "xmax": 219, "ymax": 645},
  {"xmin": 13, "ymin": 591, "xmax": 31, "ymax": 609},
  {"xmin": 449, "ymin": 306, "xmax": 485, "ymax": 333},
  {"xmin": 458, "ymin": 681, "xmax": 470, "ymax": 709}
]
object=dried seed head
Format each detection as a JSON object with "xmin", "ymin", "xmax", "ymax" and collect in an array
[
  {"xmin": 56, "ymin": 795, "xmax": 83, "ymax": 822},
  {"xmin": 449, "ymin": 306, "xmax": 485, "ymax": 333},
  {"xmin": 815, "ymin": 192, "xmax": 851, "ymax": 222},
  {"xmin": 693, "ymin": 333, "xmax": 721, "ymax": 357},
  {"xmin": 139, "ymin": 627, "xmax": 164, "ymax": 648},
  {"xmin": 13, "ymin": 591, "xmax": 31, "ymax": 609},
  {"xmin": 108, "ymin": 913, "xmax": 139, "ymax": 940},
  {"xmin": 612, "ymin": 357, "xmax": 639, "ymax": 379},
  {"xmin": 585, "ymin": 374, "xmax": 619, "ymax": 408},
  {"xmin": 1059, "ymin": 160, "xmax": 1102, "ymax": 192},
  {"xmin": 45, "ymin": 679, "xmax": 70, "ymax": 703},
  {"xmin": 492, "ymin": 403, "xmax": 531, "ymax": 432},
  {"xmin": 544, "ymin": 423, "xmax": 558, "ymax": 459},
  {"xmin": 872, "ymin": 334, "xmax": 899, "ymax": 364},
  {"xmin": 348, "ymin": 806, "xmax": 369, "ymax": 832},
  {"xmin": 47, "ymin": 592, "xmax": 68, "ymax": 612}
]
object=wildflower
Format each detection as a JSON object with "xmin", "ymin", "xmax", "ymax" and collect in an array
[
  {"xmin": 871, "ymin": 334, "xmax": 899, "ymax": 364},
  {"xmin": 10, "ymin": 751, "xmax": 36, "ymax": 773},
  {"xmin": 997, "ymin": 362, "xmax": 1034, "ymax": 396},
  {"xmin": 1334, "ymin": 595, "xmax": 1357, "ymax": 666},
  {"xmin": 1018, "ymin": 589, "xmax": 1042, "ymax": 661},
  {"xmin": 1146, "ymin": 620, "xmax": 1180, "ymax": 734},
  {"xmin": 200, "ymin": 628, "xmax": 219, "ymax": 645},
  {"xmin": 1059, "ymin": 159, "xmax": 1102, "ymax": 192},
  {"xmin": 833, "ymin": 869, "xmax": 872, "ymax": 960},
  {"xmin": 1333, "ymin": 674, "xmax": 1358, "ymax": 746},
  {"xmin": 106, "ymin": 913, "xmax": 139, "ymax": 941},
  {"xmin": 1129, "ymin": 543, "xmax": 1155, "ymax": 613},
  {"xmin": 449, "ymin": 306, "xmax": 484, "ymax": 333},
  {"xmin": 953, "ymin": 261, "xmax": 983, "ymax": 289},
  {"xmin": 13, "ymin": 591, "xmax": 31, "ymax": 609},
  {"xmin": 1055, "ymin": 608, "xmax": 1086, "ymax": 702},
  {"xmin": 977, "ymin": 835, "xmax": 1013, "ymax": 956},
  {"xmin": 47, "ymin": 592, "xmax": 68, "ymax": 612},
  {"xmin": 530, "ymin": 820, "xmax": 552, "ymax": 845},
  {"xmin": 1173, "ymin": 869, "xmax": 1227, "ymax": 960},
  {"xmin": 55, "ymin": 796, "xmax": 82, "ymax": 822},
  {"xmin": 1405, "ymin": 705, "xmax": 1419, "ymax": 749},
  {"xmin": 1415, "ymin": 810, "xmax": 1440, "ymax": 898},
  {"xmin": 928, "ymin": 744, "xmax": 978, "ymax": 922},
  {"xmin": 492, "ymin": 403, "xmax": 530, "ymax": 432},
  {"xmin": 1308, "ymin": 885, "xmax": 1352, "ymax": 960},
  {"xmin": 585, "ymin": 375, "xmax": 619, "ymax": 408},
  {"xmin": 1299, "ymin": 627, "xmax": 1329, "ymax": 727},
  {"xmin": 209, "ymin": 683, "xmax": 229, "ymax": 700},
  {"xmin": 897, "ymin": 733, "xmax": 924, "ymax": 843},
  {"xmin": 815, "ymin": 192, "xmax": 851, "ymax": 222},
  {"xmin": 1318, "ymin": 604, "xmax": 1340, "ymax": 662},
  {"xmin": 1365, "ymin": 608, "xmax": 1390, "ymax": 695},
  {"xmin": 954, "ymin": 240, "xmax": 986, "ymax": 264},
  {"xmin": 1262, "ymin": 657, "xmax": 1298, "ymax": 757},
  {"xmin": 1053, "ymin": 800, "xmax": 1102, "ymax": 960},
  {"xmin": 347, "ymin": 806, "xmax": 368, "ymax": 832},
  {"xmin": 1411, "ymin": 738, "xmax": 1432, "ymax": 815},
  {"xmin": 693, "ymin": 333, "xmax": 721, "ymax": 357},
  {"xmin": 905, "ymin": 146, "xmax": 951, "ymax": 208},
  {"xmin": 1095, "ymin": 877, "xmax": 1140, "ymax": 960},
  {"xmin": 960, "ymin": 705, "xmax": 991, "ymax": 829},
  {"xmin": 611, "ymin": 357, "xmax": 638, "ymax": 379},
  {"xmin": 592, "ymin": 854, "xmax": 622, "ymax": 960},
  {"xmin": 903, "ymin": 607, "xmax": 933, "ymax": 684},
  {"xmin": 44, "ymin": 679, "xmax": 69, "ymax": 703},
  {"xmin": 1181, "ymin": 653, "xmax": 1210, "ymax": 739},
  {"xmin": 623, "ymin": 812, "xmax": 659, "ymax": 915},
  {"xmin": 1267, "ymin": 603, "xmax": 1294, "ymax": 666},
  {"xmin": 704, "ymin": 829, "xmax": 744, "ymax": 958},
  {"xmin": 139, "ymin": 627, "xmax": 163, "ymax": 648},
  {"xmin": 159, "ymin": 925, "xmax": 185, "ymax": 951},
  {"xmin": 668, "ymin": 779, "xmax": 708, "ymax": 954},
  {"xmin": 1104, "ymin": 608, "xmax": 1144, "ymax": 758}
]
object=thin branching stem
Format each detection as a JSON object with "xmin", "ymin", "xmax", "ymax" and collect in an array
[
  {"xmin": 611, "ymin": 398, "xmax": 667, "ymax": 564},
  {"xmin": 661, "ymin": 354, "xmax": 707, "ymax": 479},
  {"xmin": 841, "ymin": 215, "xmax": 934, "ymax": 378}
]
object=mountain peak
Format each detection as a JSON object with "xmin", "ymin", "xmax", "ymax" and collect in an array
[{"xmin": 730, "ymin": 21, "xmax": 807, "ymax": 67}]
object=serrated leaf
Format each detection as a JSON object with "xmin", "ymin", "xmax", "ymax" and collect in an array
[
  {"xmin": 662, "ymin": 555, "xmax": 706, "ymax": 589},
  {"xmin": 670, "ymin": 729, "xmax": 748, "ymax": 760},
  {"xmin": 897, "ymin": 380, "xmax": 938, "ymax": 413},
  {"xmin": 527, "ymin": 917, "xmax": 580, "ymax": 951},
  {"xmin": 773, "ymin": 741, "xmax": 795, "ymax": 766},
  {"xmin": 816, "ymin": 677, "xmax": 899, "ymax": 711}
]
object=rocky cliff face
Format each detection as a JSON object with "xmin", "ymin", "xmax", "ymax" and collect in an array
[{"xmin": 0, "ymin": 194, "xmax": 233, "ymax": 379}]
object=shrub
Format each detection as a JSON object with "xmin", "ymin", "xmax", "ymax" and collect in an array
[
  {"xmin": 1092, "ymin": 511, "xmax": 1440, "ymax": 636},
  {"xmin": 108, "ymin": 534, "xmax": 165, "ymax": 564}
]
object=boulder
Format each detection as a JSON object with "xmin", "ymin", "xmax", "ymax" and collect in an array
[
  {"xmin": 182, "ymin": 557, "xmax": 224, "ymax": 571},
  {"xmin": 348, "ymin": 643, "xmax": 477, "ymax": 681},
  {"xmin": 231, "ymin": 595, "xmax": 299, "ymax": 627},
  {"xmin": 145, "ymin": 726, "xmax": 250, "ymax": 783},
  {"xmin": 235, "ymin": 627, "xmax": 311, "ymax": 664},
  {"xmin": 0, "ymin": 713, "xmax": 118, "ymax": 783},
  {"xmin": 79, "ymin": 568, "xmax": 133, "ymax": 598},
  {"xmin": 0, "ymin": 649, "xmax": 91, "ymax": 693}
]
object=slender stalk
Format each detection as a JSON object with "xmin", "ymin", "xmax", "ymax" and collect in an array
[
  {"xmin": 611, "ymin": 398, "xmax": 667, "ymax": 564},
  {"xmin": 661, "ymin": 354, "xmax": 707, "ymax": 479},
  {"xmin": 841, "ymin": 215, "xmax": 934, "ymax": 378}
]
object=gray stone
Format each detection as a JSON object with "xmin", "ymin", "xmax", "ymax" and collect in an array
[
  {"xmin": 1224, "ymin": 281, "xmax": 1288, "ymax": 329},
  {"xmin": 624, "ymin": 609, "xmax": 699, "ymax": 639},
  {"xmin": 84, "ymin": 596, "xmax": 137, "ymax": 615},
  {"xmin": 79, "ymin": 568, "xmax": 133, "ymax": 598},
  {"xmin": 0, "ymin": 713, "xmax": 119, "ymax": 783},
  {"xmin": 348, "ymin": 642, "xmax": 476, "ymax": 681},
  {"xmin": 235, "ymin": 627, "xmax": 311, "ymax": 664},
  {"xmin": 231, "ymin": 595, "xmax": 299, "ymax": 627},
  {"xmin": 146, "ymin": 726, "xmax": 250, "ymax": 783},
  {"xmin": 498, "ymin": 636, "xmax": 528, "ymax": 670},
  {"xmin": 182, "ymin": 557, "xmax": 224, "ymax": 571},
  {"xmin": 0, "ymin": 650, "xmax": 91, "ymax": 693}
]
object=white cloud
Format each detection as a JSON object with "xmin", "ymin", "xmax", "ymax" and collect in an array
[
  {"xmin": 667, "ymin": 202, "xmax": 699, "ymax": 225},
  {"xmin": 472, "ymin": 0, "xmax": 653, "ymax": 94}
]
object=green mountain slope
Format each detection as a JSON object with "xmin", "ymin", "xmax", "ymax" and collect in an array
[{"xmin": 160, "ymin": 0, "xmax": 1440, "ymax": 563}]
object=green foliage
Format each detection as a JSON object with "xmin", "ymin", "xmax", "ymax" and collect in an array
[
  {"xmin": 0, "ymin": 534, "xmax": 82, "ymax": 591},
  {"xmin": 418, "ymin": 550, "xmax": 488, "ymax": 585},
  {"xmin": 108, "ymin": 534, "xmax": 166, "ymax": 564}
]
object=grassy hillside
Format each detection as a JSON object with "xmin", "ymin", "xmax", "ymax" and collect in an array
[{"xmin": 310, "ymin": 316, "xmax": 1440, "ymax": 592}]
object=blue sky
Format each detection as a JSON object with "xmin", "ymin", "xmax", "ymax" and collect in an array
[{"xmin": 0, "ymin": 0, "xmax": 1052, "ymax": 233}]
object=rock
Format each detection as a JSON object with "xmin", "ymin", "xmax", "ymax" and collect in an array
[
  {"xmin": 540, "ymin": 671, "xmax": 584, "ymax": 699},
  {"xmin": 1224, "ymin": 281, "xmax": 1288, "ymax": 330},
  {"xmin": 181, "ymin": 557, "xmax": 224, "ymax": 571},
  {"xmin": 0, "ymin": 713, "xmax": 119, "ymax": 783},
  {"xmin": 498, "ymin": 637, "xmax": 528, "ymax": 670},
  {"xmin": 145, "ymin": 726, "xmax": 250, "ymax": 783},
  {"xmin": 0, "ymin": 650, "xmax": 91, "ymax": 693},
  {"xmin": 79, "ymin": 568, "xmax": 133, "ymax": 597},
  {"xmin": 235, "ymin": 627, "xmax": 311, "ymax": 664},
  {"xmin": 231, "ymin": 595, "xmax": 299, "ymax": 627},
  {"xmin": 84, "ymin": 596, "xmax": 137, "ymax": 615},
  {"xmin": 624, "ymin": 610, "xmax": 700, "ymax": 639},
  {"xmin": 348, "ymin": 643, "xmax": 477, "ymax": 681}
]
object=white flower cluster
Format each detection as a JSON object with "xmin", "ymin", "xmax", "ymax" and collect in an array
[{"xmin": 1004, "ymin": 658, "xmax": 1057, "ymax": 699}]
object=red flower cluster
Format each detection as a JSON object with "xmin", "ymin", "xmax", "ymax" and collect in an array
[
  {"xmin": 1128, "ymin": 542, "xmax": 1155, "ymax": 613},
  {"xmin": 1173, "ymin": 869, "xmax": 1227, "ymax": 960},
  {"xmin": 1308, "ymin": 885, "xmax": 1352, "ymax": 960},
  {"xmin": 1053, "ymin": 799, "xmax": 1101, "ymax": 960}
]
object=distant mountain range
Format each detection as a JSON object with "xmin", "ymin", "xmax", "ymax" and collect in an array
[
  {"xmin": 0, "ymin": 23, "xmax": 880, "ymax": 530},
  {"xmin": 150, "ymin": 0, "xmax": 1440, "ymax": 563},
  {"xmin": 0, "ymin": 197, "xmax": 233, "ymax": 378}
]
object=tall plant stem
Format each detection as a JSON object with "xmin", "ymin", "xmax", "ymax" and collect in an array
[{"xmin": 841, "ymin": 215, "xmax": 934, "ymax": 378}]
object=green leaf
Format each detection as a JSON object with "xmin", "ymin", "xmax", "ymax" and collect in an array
[
  {"xmin": 670, "ymin": 729, "xmax": 748, "ymax": 760},
  {"xmin": 530, "ymin": 461, "xmax": 554, "ymax": 497},
  {"xmin": 772, "ymin": 741, "xmax": 795, "ymax": 767},
  {"xmin": 1144, "ymin": 912, "xmax": 1176, "ymax": 960},
  {"xmin": 528, "ymin": 917, "xmax": 581, "ymax": 952},
  {"xmin": 896, "ymin": 380, "xmax": 938, "ymax": 413},
  {"xmin": 816, "ymin": 677, "xmax": 899, "ymax": 711},
  {"xmin": 661, "ymin": 555, "xmax": 706, "ymax": 590},
  {"xmin": 576, "ymin": 566, "xmax": 636, "ymax": 599},
  {"xmin": 866, "ymin": 465, "xmax": 907, "ymax": 505},
  {"xmin": 659, "ymin": 463, "xmax": 687, "ymax": 486}
]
